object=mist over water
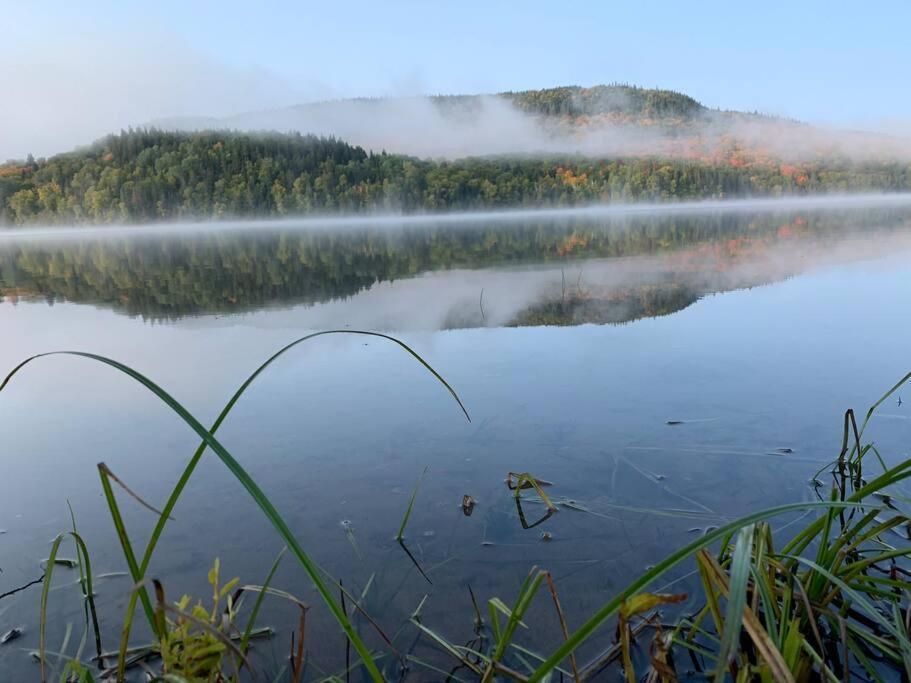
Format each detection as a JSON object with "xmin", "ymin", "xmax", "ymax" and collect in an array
[{"xmin": 4, "ymin": 193, "xmax": 911, "ymax": 241}]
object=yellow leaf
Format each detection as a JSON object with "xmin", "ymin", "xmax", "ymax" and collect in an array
[
  {"xmin": 620, "ymin": 592, "xmax": 687, "ymax": 619},
  {"xmin": 219, "ymin": 577, "xmax": 240, "ymax": 600},
  {"xmin": 208, "ymin": 557, "xmax": 220, "ymax": 588}
]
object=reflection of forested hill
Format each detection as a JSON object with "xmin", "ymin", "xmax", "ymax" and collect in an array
[
  {"xmin": 508, "ymin": 283, "xmax": 701, "ymax": 328},
  {"xmin": 1, "ymin": 208, "xmax": 909, "ymax": 324}
]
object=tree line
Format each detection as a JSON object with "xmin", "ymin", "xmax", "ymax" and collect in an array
[{"xmin": 1, "ymin": 129, "xmax": 909, "ymax": 226}]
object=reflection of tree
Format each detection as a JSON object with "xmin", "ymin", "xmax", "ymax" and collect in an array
[{"xmin": 0, "ymin": 209, "xmax": 908, "ymax": 323}]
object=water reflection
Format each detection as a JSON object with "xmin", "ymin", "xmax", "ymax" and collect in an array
[{"xmin": 2, "ymin": 205, "xmax": 910, "ymax": 326}]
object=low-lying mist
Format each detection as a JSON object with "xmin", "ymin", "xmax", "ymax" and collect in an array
[
  {"xmin": 4, "ymin": 193, "xmax": 911, "ymax": 241},
  {"xmin": 156, "ymin": 90, "xmax": 911, "ymax": 164}
]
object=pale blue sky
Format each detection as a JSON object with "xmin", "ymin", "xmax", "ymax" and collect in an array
[{"xmin": 2, "ymin": 1, "xmax": 910, "ymax": 158}]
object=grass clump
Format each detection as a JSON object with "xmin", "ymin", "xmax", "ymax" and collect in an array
[{"xmin": 412, "ymin": 373, "xmax": 911, "ymax": 682}]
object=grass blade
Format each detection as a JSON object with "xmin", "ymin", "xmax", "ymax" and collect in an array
[
  {"xmin": 396, "ymin": 466, "xmax": 427, "ymax": 542},
  {"xmin": 39, "ymin": 535, "xmax": 64, "ymax": 683},
  {"xmin": 97, "ymin": 462, "xmax": 159, "ymax": 680},
  {"xmin": 713, "ymin": 524, "xmax": 754, "ymax": 682},
  {"xmin": 238, "ymin": 547, "xmax": 286, "ymax": 659}
]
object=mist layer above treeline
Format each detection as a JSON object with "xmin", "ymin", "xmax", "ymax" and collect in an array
[{"xmin": 154, "ymin": 84, "xmax": 911, "ymax": 164}]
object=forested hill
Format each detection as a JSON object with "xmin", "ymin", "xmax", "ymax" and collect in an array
[
  {"xmin": 1, "ymin": 129, "xmax": 910, "ymax": 226},
  {"xmin": 376, "ymin": 84, "xmax": 707, "ymax": 122},
  {"xmin": 159, "ymin": 84, "xmax": 712, "ymax": 133},
  {"xmin": 483, "ymin": 84, "xmax": 704, "ymax": 120}
]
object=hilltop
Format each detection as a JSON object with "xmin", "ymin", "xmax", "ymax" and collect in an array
[
  {"xmin": 501, "ymin": 84, "xmax": 706, "ymax": 119},
  {"xmin": 151, "ymin": 82, "xmax": 907, "ymax": 164},
  {"xmin": 150, "ymin": 84, "xmax": 750, "ymax": 161},
  {"xmin": 157, "ymin": 84, "xmax": 711, "ymax": 132}
]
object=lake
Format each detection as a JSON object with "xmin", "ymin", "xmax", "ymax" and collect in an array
[{"xmin": 2, "ymin": 196, "xmax": 911, "ymax": 680}]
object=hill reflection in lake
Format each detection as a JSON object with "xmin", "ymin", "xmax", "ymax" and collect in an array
[{"xmin": 2, "ymin": 202, "xmax": 911, "ymax": 329}]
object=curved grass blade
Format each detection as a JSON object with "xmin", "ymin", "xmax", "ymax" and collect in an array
[
  {"xmin": 1, "ymin": 350, "xmax": 384, "ymax": 682},
  {"xmin": 3, "ymin": 333, "xmax": 469, "ymax": 681},
  {"xmin": 91, "ymin": 330, "xmax": 469, "ymax": 671}
]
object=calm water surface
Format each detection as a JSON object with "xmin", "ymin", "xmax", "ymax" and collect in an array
[{"xmin": 2, "ymin": 200, "xmax": 911, "ymax": 679}]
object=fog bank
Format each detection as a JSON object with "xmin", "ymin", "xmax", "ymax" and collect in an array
[
  {"xmin": 155, "ymin": 92, "xmax": 911, "ymax": 163},
  {"xmin": 4, "ymin": 193, "xmax": 911, "ymax": 242}
]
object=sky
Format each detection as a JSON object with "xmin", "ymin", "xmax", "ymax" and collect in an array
[{"xmin": 2, "ymin": 0, "xmax": 910, "ymax": 160}]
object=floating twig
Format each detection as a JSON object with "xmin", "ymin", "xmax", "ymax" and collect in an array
[{"xmin": 0, "ymin": 574, "xmax": 44, "ymax": 602}]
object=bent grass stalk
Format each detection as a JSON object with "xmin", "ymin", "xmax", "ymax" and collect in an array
[
  {"xmin": 2, "ymin": 331, "xmax": 470, "ymax": 683},
  {"xmin": 396, "ymin": 466, "xmax": 427, "ymax": 543}
]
